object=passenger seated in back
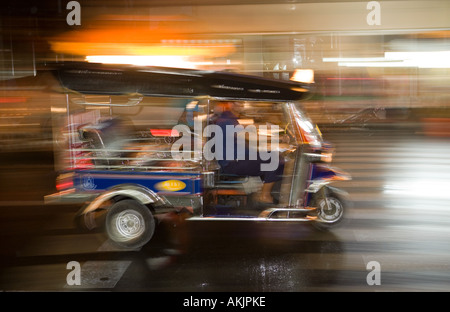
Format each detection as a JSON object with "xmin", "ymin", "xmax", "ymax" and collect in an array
[{"xmin": 79, "ymin": 117, "xmax": 134, "ymax": 166}]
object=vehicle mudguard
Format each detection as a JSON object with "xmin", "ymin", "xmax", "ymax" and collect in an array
[{"xmin": 76, "ymin": 184, "xmax": 169, "ymax": 228}]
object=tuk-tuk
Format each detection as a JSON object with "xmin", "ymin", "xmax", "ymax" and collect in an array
[{"xmin": 45, "ymin": 62, "xmax": 350, "ymax": 249}]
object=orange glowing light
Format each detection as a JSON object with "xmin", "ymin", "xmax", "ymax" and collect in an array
[
  {"xmin": 290, "ymin": 69, "xmax": 315, "ymax": 84},
  {"xmin": 84, "ymin": 55, "xmax": 214, "ymax": 69},
  {"xmin": 49, "ymin": 16, "xmax": 237, "ymax": 67}
]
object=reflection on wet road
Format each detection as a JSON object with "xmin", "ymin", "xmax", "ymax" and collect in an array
[{"xmin": 1, "ymin": 129, "xmax": 450, "ymax": 292}]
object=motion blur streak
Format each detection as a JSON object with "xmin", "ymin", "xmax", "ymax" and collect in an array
[
  {"xmin": 1, "ymin": 0, "xmax": 450, "ymax": 292},
  {"xmin": 49, "ymin": 15, "xmax": 237, "ymax": 70},
  {"xmin": 85, "ymin": 55, "xmax": 214, "ymax": 69}
]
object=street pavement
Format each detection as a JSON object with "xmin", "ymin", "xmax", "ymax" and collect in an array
[{"xmin": 1, "ymin": 128, "xmax": 450, "ymax": 293}]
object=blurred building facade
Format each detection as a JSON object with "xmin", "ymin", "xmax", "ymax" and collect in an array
[{"xmin": 0, "ymin": 0, "xmax": 449, "ymax": 132}]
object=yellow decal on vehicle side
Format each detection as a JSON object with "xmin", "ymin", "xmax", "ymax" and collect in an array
[{"xmin": 155, "ymin": 180, "xmax": 186, "ymax": 192}]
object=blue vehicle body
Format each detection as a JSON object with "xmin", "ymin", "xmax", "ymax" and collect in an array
[
  {"xmin": 72, "ymin": 170, "xmax": 202, "ymax": 196},
  {"xmin": 44, "ymin": 62, "xmax": 350, "ymax": 248}
]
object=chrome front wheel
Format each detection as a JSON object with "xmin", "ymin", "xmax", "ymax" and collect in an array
[
  {"xmin": 311, "ymin": 188, "xmax": 347, "ymax": 230},
  {"xmin": 317, "ymin": 196, "xmax": 344, "ymax": 223}
]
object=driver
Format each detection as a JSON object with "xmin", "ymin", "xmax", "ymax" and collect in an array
[{"xmin": 213, "ymin": 101, "xmax": 284, "ymax": 206}]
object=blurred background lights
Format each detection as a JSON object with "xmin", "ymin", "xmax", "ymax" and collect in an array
[
  {"xmin": 50, "ymin": 15, "xmax": 238, "ymax": 70},
  {"xmin": 324, "ymin": 51, "xmax": 450, "ymax": 68},
  {"xmin": 290, "ymin": 69, "xmax": 315, "ymax": 83},
  {"xmin": 85, "ymin": 55, "xmax": 213, "ymax": 69}
]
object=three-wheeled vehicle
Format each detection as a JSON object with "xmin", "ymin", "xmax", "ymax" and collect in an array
[{"xmin": 45, "ymin": 62, "xmax": 350, "ymax": 249}]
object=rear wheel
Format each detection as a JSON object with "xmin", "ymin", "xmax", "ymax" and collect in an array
[{"xmin": 105, "ymin": 199, "xmax": 155, "ymax": 249}]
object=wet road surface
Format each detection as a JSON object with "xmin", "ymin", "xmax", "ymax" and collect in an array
[{"xmin": 1, "ymin": 129, "xmax": 450, "ymax": 293}]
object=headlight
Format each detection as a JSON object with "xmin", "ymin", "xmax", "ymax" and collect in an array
[{"xmin": 322, "ymin": 152, "xmax": 333, "ymax": 163}]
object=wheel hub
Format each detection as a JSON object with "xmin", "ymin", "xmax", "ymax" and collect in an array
[
  {"xmin": 319, "ymin": 197, "xmax": 343, "ymax": 222},
  {"xmin": 116, "ymin": 209, "xmax": 145, "ymax": 239}
]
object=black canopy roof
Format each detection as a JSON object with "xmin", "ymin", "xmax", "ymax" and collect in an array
[{"xmin": 49, "ymin": 62, "xmax": 311, "ymax": 101}]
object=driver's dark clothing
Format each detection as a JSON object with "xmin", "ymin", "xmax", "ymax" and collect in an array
[{"xmin": 214, "ymin": 110, "xmax": 284, "ymax": 183}]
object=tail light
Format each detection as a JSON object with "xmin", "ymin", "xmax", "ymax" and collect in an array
[
  {"xmin": 56, "ymin": 173, "xmax": 74, "ymax": 191},
  {"xmin": 150, "ymin": 129, "xmax": 179, "ymax": 137}
]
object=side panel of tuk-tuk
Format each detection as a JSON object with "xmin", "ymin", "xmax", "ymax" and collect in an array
[
  {"xmin": 70, "ymin": 169, "xmax": 205, "ymax": 216},
  {"xmin": 72, "ymin": 170, "xmax": 202, "ymax": 196},
  {"xmin": 47, "ymin": 84, "xmax": 211, "ymax": 215}
]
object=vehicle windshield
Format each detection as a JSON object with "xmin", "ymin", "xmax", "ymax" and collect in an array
[
  {"xmin": 208, "ymin": 100, "xmax": 299, "ymax": 153},
  {"xmin": 288, "ymin": 103, "xmax": 323, "ymax": 149}
]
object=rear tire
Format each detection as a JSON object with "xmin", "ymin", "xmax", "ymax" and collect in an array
[{"xmin": 105, "ymin": 199, "xmax": 155, "ymax": 249}]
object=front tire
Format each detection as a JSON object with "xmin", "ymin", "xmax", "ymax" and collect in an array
[
  {"xmin": 105, "ymin": 199, "xmax": 155, "ymax": 249},
  {"xmin": 312, "ymin": 189, "xmax": 346, "ymax": 230}
]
